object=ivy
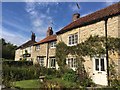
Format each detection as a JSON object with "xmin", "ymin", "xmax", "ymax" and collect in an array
[{"xmin": 56, "ymin": 35, "xmax": 120, "ymax": 86}]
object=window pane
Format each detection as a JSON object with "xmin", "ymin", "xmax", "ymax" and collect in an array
[
  {"xmin": 71, "ymin": 58, "xmax": 74, "ymax": 67},
  {"xmin": 95, "ymin": 59, "xmax": 99, "ymax": 71},
  {"xmin": 53, "ymin": 59, "xmax": 56, "ymax": 67},
  {"xmin": 50, "ymin": 58, "xmax": 56, "ymax": 67},
  {"xmin": 53, "ymin": 42, "xmax": 56, "ymax": 47},
  {"xmin": 72, "ymin": 35, "xmax": 74, "ymax": 44},
  {"xmin": 37, "ymin": 57, "xmax": 44, "ymax": 66},
  {"xmin": 101, "ymin": 59, "xmax": 105, "ymax": 71},
  {"xmin": 68, "ymin": 59, "xmax": 71, "ymax": 67},
  {"xmin": 73, "ymin": 58, "xmax": 77, "ymax": 67},
  {"xmin": 75, "ymin": 34, "xmax": 78, "ymax": 44},
  {"xmin": 69, "ymin": 36, "xmax": 71, "ymax": 45}
]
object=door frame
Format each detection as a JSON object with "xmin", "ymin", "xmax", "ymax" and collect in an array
[{"xmin": 92, "ymin": 55, "xmax": 108, "ymax": 85}]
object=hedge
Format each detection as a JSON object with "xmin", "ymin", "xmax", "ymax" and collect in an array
[{"xmin": 2, "ymin": 61, "xmax": 33, "ymax": 67}]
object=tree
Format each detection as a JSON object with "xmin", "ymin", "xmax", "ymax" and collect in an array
[{"xmin": 1, "ymin": 38, "xmax": 17, "ymax": 60}]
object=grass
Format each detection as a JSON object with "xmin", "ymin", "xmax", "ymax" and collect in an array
[
  {"xmin": 46, "ymin": 78, "xmax": 80, "ymax": 88},
  {"xmin": 12, "ymin": 78, "xmax": 80, "ymax": 88},
  {"xmin": 12, "ymin": 79, "xmax": 41, "ymax": 88}
]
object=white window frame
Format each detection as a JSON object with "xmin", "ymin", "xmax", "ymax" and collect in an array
[
  {"xmin": 49, "ymin": 41, "xmax": 56, "ymax": 48},
  {"xmin": 66, "ymin": 57, "xmax": 77, "ymax": 68},
  {"xmin": 68, "ymin": 33, "xmax": 78, "ymax": 46},
  {"xmin": 36, "ymin": 45, "xmax": 40, "ymax": 51},
  {"xmin": 37, "ymin": 56, "xmax": 44, "ymax": 66},
  {"xmin": 49, "ymin": 57, "xmax": 56, "ymax": 68},
  {"xmin": 93, "ymin": 56, "xmax": 106, "ymax": 72}
]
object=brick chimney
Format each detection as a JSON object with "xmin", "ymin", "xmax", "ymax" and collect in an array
[
  {"xmin": 72, "ymin": 13, "xmax": 80, "ymax": 21},
  {"xmin": 31, "ymin": 32, "xmax": 36, "ymax": 41},
  {"xmin": 47, "ymin": 27, "xmax": 53, "ymax": 37}
]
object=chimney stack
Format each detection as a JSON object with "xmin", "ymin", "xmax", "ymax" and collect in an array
[
  {"xmin": 31, "ymin": 32, "xmax": 36, "ymax": 41},
  {"xmin": 72, "ymin": 13, "xmax": 80, "ymax": 21},
  {"xmin": 47, "ymin": 27, "xmax": 53, "ymax": 37}
]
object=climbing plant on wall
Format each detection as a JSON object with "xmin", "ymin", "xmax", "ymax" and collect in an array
[{"xmin": 56, "ymin": 35, "xmax": 120, "ymax": 86}]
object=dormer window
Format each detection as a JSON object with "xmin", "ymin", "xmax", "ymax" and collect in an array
[
  {"xmin": 68, "ymin": 33, "xmax": 78, "ymax": 46},
  {"xmin": 36, "ymin": 45, "xmax": 40, "ymax": 51},
  {"xmin": 49, "ymin": 41, "xmax": 56, "ymax": 48}
]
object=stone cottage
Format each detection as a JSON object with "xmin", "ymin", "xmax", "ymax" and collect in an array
[
  {"xmin": 15, "ymin": 32, "xmax": 36, "ymax": 61},
  {"xmin": 15, "ymin": 2, "xmax": 120, "ymax": 86},
  {"xmin": 56, "ymin": 2, "xmax": 120, "ymax": 85}
]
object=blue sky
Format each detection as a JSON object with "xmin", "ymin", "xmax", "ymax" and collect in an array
[{"xmin": 2, "ymin": 2, "xmax": 116, "ymax": 46}]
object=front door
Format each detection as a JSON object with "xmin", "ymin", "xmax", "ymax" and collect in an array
[{"xmin": 92, "ymin": 56, "xmax": 108, "ymax": 86}]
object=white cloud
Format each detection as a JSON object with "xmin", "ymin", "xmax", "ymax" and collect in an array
[
  {"xmin": 3, "ymin": 20, "xmax": 29, "ymax": 33},
  {"xmin": 69, "ymin": 3, "xmax": 81, "ymax": 12},
  {"xmin": 25, "ymin": 2, "xmax": 54, "ymax": 40},
  {"xmin": 105, "ymin": 0, "xmax": 116, "ymax": 6},
  {"xmin": 46, "ymin": 8, "xmax": 50, "ymax": 14},
  {"xmin": 1, "ymin": 27, "xmax": 27, "ymax": 46}
]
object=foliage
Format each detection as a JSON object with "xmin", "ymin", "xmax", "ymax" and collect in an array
[
  {"xmin": 2, "ymin": 64, "xmax": 41, "ymax": 87},
  {"xmin": 56, "ymin": 36, "xmax": 120, "ymax": 87},
  {"xmin": 41, "ymin": 78, "xmax": 80, "ymax": 88},
  {"xmin": 1, "ymin": 38, "xmax": 17, "ymax": 60},
  {"xmin": 109, "ymin": 61, "xmax": 120, "ymax": 88},
  {"xmin": 3, "ymin": 60, "xmax": 33, "ymax": 67},
  {"xmin": 56, "ymin": 42, "xmax": 68, "ymax": 74},
  {"xmin": 62, "ymin": 69, "xmax": 77, "ymax": 82}
]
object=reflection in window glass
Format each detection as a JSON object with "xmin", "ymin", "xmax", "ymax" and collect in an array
[{"xmin": 95, "ymin": 59, "xmax": 99, "ymax": 71}]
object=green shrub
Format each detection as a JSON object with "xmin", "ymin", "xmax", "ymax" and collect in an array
[
  {"xmin": 3, "ymin": 60, "xmax": 33, "ymax": 67},
  {"xmin": 39, "ymin": 67, "xmax": 56, "ymax": 76},
  {"xmin": 2, "ymin": 64, "xmax": 40, "ymax": 87},
  {"xmin": 62, "ymin": 69, "xmax": 77, "ymax": 82}
]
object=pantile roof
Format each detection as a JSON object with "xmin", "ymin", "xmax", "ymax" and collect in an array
[
  {"xmin": 56, "ymin": 2, "xmax": 120, "ymax": 34},
  {"xmin": 34, "ymin": 35, "xmax": 57, "ymax": 45},
  {"xmin": 16, "ymin": 40, "xmax": 36, "ymax": 49}
]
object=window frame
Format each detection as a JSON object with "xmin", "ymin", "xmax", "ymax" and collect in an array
[
  {"xmin": 37, "ymin": 56, "xmax": 44, "ymax": 66},
  {"xmin": 49, "ymin": 57, "xmax": 56, "ymax": 68},
  {"xmin": 66, "ymin": 57, "xmax": 77, "ymax": 68},
  {"xmin": 94, "ymin": 56, "xmax": 106, "ymax": 72},
  {"xmin": 35, "ymin": 45, "xmax": 40, "ymax": 51},
  {"xmin": 49, "ymin": 41, "xmax": 56, "ymax": 48},
  {"xmin": 68, "ymin": 33, "xmax": 78, "ymax": 46}
]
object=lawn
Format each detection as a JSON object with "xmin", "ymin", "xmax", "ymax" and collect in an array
[
  {"xmin": 12, "ymin": 78, "xmax": 80, "ymax": 88},
  {"xmin": 12, "ymin": 79, "xmax": 41, "ymax": 88}
]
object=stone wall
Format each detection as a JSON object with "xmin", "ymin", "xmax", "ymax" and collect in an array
[{"xmin": 57, "ymin": 15, "xmax": 120, "ymax": 77}]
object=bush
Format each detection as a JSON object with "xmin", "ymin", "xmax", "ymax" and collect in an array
[
  {"xmin": 39, "ymin": 67, "xmax": 56, "ymax": 76},
  {"xmin": 2, "ymin": 64, "xmax": 40, "ymax": 87},
  {"xmin": 2, "ymin": 60, "xmax": 33, "ymax": 67},
  {"xmin": 62, "ymin": 69, "xmax": 77, "ymax": 82}
]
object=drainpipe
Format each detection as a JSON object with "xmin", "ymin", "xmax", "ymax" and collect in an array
[
  {"xmin": 46, "ymin": 43, "xmax": 49, "ymax": 68},
  {"xmin": 104, "ymin": 18, "xmax": 110, "ymax": 86}
]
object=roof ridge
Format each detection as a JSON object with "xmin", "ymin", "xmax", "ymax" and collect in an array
[{"xmin": 56, "ymin": 2, "xmax": 120, "ymax": 34}]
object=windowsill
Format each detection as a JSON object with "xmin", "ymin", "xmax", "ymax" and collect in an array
[
  {"xmin": 68, "ymin": 44, "xmax": 77, "ymax": 46},
  {"xmin": 50, "ymin": 66, "xmax": 55, "ymax": 68},
  {"xmin": 50, "ymin": 47, "xmax": 56, "ymax": 49}
]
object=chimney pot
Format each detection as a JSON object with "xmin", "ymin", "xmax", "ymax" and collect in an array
[
  {"xmin": 47, "ymin": 27, "xmax": 53, "ymax": 37},
  {"xmin": 72, "ymin": 13, "xmax": 80, "ymax": 21},
  {"xmin": 31, "ymin": 32, "xmax": 36, "ymax": 41}
]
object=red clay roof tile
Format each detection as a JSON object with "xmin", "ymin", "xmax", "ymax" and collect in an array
[
  {"xmin": 56, "ymin": 2, "xmax": 120, "ymax": 34},
  {"xmin": 17, "ymin": 40, "xmax": 36, "ymax": 49},
  {"xmin": 35, "ymin": 35, "xmax": 57, "ymax": 45}
]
